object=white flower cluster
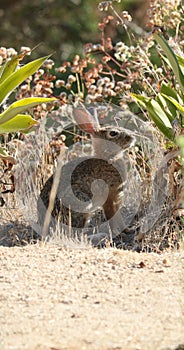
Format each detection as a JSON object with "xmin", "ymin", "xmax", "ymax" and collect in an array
[{"xmin": 114, "ymin": 42, "xmax": 132, "ymax": 62}]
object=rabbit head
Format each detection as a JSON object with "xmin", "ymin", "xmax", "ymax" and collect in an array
[{"xmin": 73, "ymin": 106, "xmax": 135, "ymax": 159}]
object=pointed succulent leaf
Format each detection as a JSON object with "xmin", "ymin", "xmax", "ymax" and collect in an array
[
  {"xmin": 132, "ymin": 93, "xmax": 172, "ymax": 127},
  {"xmin": 176, "ymin": 54, "xmax": 184, "ymax": 68},
  {"xmin": 160, "ymin": 82, "xmax": 181, "ymax": 101},
  {"xmin": 156, "ymin": 93, "xmax": 176, "ymax": 121},
  {"xmin": 148, "ymin": 111, "xmax": 174, "ymax": 140},
  {"xmin": 149, "ymin": 99, "xmax": 173, "ymax": 128},
  {"xmin": 176, "ymin": 54, "xmax": 184, "ymax": 75},
  {"xmin": 161, "ymin": 94, "xmax": 184, "ymax": 115},
  {"xmin": 0, "ymin": 97, "xmax": 56, "ymax": 124},
  {"xmin": 130, "ymin": 93, "xmax": 149, "ymax": 108},
  {"xmin": 0, "ymin": 54, "xmax": 20, "ymax": 83},
  {"xmin": 153, "ymin": 32, "xmax": 184, "ymax": 92},
  {"xmin": 0, "ymin": 114, "xmax": 39, "ymax": 134},
  {"xmin": 132, "ymin": 93, "xmax": 174, "ymax": 140},
  {"xmin": 0, "ymin": 55, "xmax": 51, "ymax": 105},
  {"xmin": 147, "ymin": 102, "xmax": 174, "ymax": 140}
]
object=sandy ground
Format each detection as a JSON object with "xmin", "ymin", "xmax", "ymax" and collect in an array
[{"xmin": 0, "ymin": 242, "xmax": 184, "ymax": 350}]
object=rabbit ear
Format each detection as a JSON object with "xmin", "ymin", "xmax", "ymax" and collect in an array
[{"xmin": 73, "ymin": 107, "xmax": 99, "ymax": 135}]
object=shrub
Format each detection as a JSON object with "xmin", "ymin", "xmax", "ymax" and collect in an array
[{"xmin": 0, "ymin": 48, "xmax": 55, "ymax": 162}]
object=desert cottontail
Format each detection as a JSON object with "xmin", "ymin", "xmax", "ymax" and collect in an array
[{"xmin": 37, "ymin": 106, "xmax": 135, "ymax": 238}]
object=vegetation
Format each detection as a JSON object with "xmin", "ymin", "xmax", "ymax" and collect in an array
[
  {"xmin": 0, "ymin": 49, "xmax": 55, "ymax": 162},
  {"xmin": 132, "ymin": 30, "xmax": 184, "ymax": 141},
  {"xmin": 0, "ymin": 0, "xmax": 148, "ymax": 61},
  {"xmin": 0, "ymin": 0, "xmax": 183, "ymax": 250}
]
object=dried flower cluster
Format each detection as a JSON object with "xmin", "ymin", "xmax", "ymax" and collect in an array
[
  {"xmin": 5, "ymin": 0, "xmax": 180, "ymax": 122},
  {"xmin": 0, "ymin": 1, "xmax": 182, "ymax": 123},
  {"xmin": 50, "ymin": 0, "xmax": 183, "ymax": 111},
  {"xmin": 147, "ymin": 0, "xmax": 184, "ymax": 35},
  {"xmin": 0, "ymin": 47, "xmax": 17, "ymax": 64},
  {"xmin": 98, "ymin": 1, "xmax": 121, "ymax": 12},
  {"xmin": 0, "ymin": 46, "xmax": 32, "ymax": 65}
]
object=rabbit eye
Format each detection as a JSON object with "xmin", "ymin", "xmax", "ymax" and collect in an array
[{"xmin": 108, "ymin": 130, "xmax": 119, "ymax": 138}]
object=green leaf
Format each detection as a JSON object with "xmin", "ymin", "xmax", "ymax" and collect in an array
[
  {"xmin": 0, "ymin": 55, "xmax": 51, "ymax": 105},
  {"xmin": 0, "ymin": 97, "xmax": 56, "ymax": 124},
  {"xmin": 132, "ymin": 93, "xmax": 173, "ymax": 127},
  {"xmin": 132, "ymin": 93, "xmax": 174, "ymax": 140},
  {"xmin": 130, "ymin": 93, "xmax": 149, "ymax": 108},
  {"xmin": 160, "ymin": 52, "xmax": 184, "ymax": 76},
  {"xmin": 0, "ymin": 54, "xmax": 20, "ymax": 83},
  {"xmin": 0, "ymin": 114, "xmax": 39, "ymax": 134},
  {"xmin": 156, "ymin": 93, "xmax": 176, "ymax": 121},
  {"xmin": 153, "ymin": 32, "xmax": 184, "ymax": 92},
  {"xmin": 160, "ymin": 82, "xmax": 181, "ymax": 101},
  {"xmin": 176, "ymin": 55, "xmax": 184, "ymax": 76},
  {"xmin": 162, "ymin": 94, "xmax": 184, "ymax": 115},
  {"xmin": 147, "ymin": 104, "xmax": 174, "ymax": 140},
  {"xmin": 149, "ymin": 99, "xmax": 173, "ymax": 128},
  {"xmin": 176, "ymin": 54, "xmax": 184, "ymax": 68}
]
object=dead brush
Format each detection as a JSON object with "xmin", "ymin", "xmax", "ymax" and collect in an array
[
  {"xmin": 13, "ymin": 103, "xmax": 183, "ymax": 251},
  {"xmin": 1, "ymin": 103, "xmax": 182, "ymax": 250}
]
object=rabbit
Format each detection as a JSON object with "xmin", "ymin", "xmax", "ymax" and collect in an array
[{"xmin": 37, "ymin": 106, "xmax": 135, "ymax": 240}]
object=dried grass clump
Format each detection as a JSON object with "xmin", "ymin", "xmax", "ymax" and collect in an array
[{"xmin": 12, "ymin": 104, "xmax": 183, "ymax": 252}]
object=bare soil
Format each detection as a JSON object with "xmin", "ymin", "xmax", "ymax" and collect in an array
[{"xmin": 0, "ymin": 240, "xmax": 184, "ymax": 350}]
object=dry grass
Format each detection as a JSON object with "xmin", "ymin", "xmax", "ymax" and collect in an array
[{"xmin": 0, "ymin": 107, "xmax": 183, "ymax": 252}]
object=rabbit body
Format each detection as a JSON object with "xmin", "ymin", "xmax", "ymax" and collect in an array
[{"xmin": 37, "ymin": 108, "xmax": 135, "ymax": 235}]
